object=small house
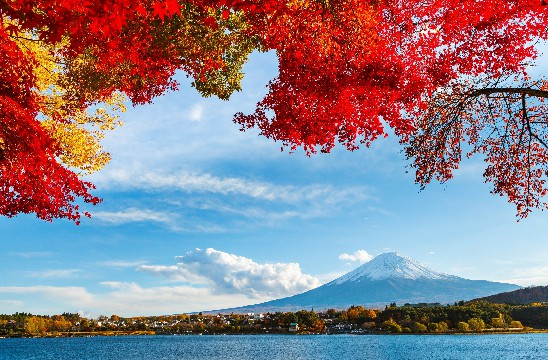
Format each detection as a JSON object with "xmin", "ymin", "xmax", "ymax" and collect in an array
[{"xmin": 289, "ymin": 322, "xmax": 299, "ymax": 332}]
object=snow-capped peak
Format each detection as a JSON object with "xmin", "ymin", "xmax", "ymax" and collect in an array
[{"xmin": 332, "ymin": 252, "xmax": 455, "ymax": 284}]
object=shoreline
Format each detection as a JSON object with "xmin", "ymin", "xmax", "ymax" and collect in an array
[{"xmin": 2, "ymin": 329, "xmax": 547, "ymax": 339}]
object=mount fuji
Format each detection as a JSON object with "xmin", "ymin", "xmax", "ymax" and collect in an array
[{"xmin": 215, "ymin": 252, "xmax": 520, "ymax": 313}]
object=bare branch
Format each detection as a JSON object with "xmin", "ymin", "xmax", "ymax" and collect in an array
[{"xmin": 470, "ymin": 88, "xmax": 548, "ymax": 99}]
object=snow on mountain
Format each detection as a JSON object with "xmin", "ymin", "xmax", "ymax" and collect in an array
[{"xmin": 331, "ymin": 252, "xmax": 456, "ymax": 283}]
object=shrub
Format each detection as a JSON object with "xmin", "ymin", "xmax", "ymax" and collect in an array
[
  {"xmin": 457, "ymin": 322, "xmax": 470, "ymax": 332},
  {"xmin": 382, "ymin": 319, "xmax": 402, "ymax": 333},
  {"xmin": 467, "ymin": 318, "xmax": 485, "ymax": 331},
  {"xmin": 412, "ymin": 322, "xmax": 427, "ymax": 333},
  {"xmin": 509, "ymin": 321, "xmax": 523, "ymax": 329}
]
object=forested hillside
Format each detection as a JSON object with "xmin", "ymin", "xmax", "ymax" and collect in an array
[{"xmin": 473, "ymin": 286, "xmax": 548, "ymax": 305}]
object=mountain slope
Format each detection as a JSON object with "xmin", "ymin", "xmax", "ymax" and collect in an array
[
  {"xmin": 472, "ymin": 285, "xmax": 548, "ymax": 304},
  {"xmin": 215, "ymin": 252, "xmax": 520, "ymax": 313}
]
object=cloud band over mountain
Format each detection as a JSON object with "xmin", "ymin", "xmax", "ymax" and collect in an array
[{"xmin": 138, "ymin": 248, "xmax": 321, "ymax": 299}]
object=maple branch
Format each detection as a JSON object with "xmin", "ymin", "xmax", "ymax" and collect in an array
[
  {"xmin": 516, "ymin": 97, "xmax": 527, "ymax": 148},
  {"xmin": 465, "ymin": 85, "xmax": 548, "ymax": 150},
  {"xmin": 524, "ymin": 107, "xmax": 548, "ymax": 151},
  {"xmin": 470, "ymin": 88, "xmax": 548, "ymax": 99},
  {"xmin": 499, "ymin": 110, "xmax": 510, "ymax": 150},
  {"xmin": 522, "ymin": 93, "xmax": 533, "ymax": 208},
  {"xmin": 8, "ymin": 34, "xmax": 41, "ymax": 42}
]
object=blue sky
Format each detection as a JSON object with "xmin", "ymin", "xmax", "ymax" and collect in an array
[{"xmin": 1, "ymin": 50, "xmax": 548, "ymax": 317}]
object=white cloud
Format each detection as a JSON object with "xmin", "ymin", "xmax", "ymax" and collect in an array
[
  {"xmin": 0, "ymin": 299, "xmax": 25, "ymax": 315},
  {"xmin": 338, "ymin": 250, "xmax": 374, "ymax": 264},
  {"xmin": 0, "ymin": 284, "xmax": 255, "ymax": 317},
  {"xmin": 93, "ymin": 169, "xmax": 369, "ymax": 205},
  {"xmin": 9, "ymin": 252, "xmax": 54, "ymax": 258},
  {"xmin": 86, "ymin": 170, "xmax": 370, "ymax": 230},
  {"xmin": 0, "ymin": 299, "xmax": 24, "ymax": 306},
  {"xmin": 99, "ymin": 260, "xmax": 148, "ymax": 268},
  {"xmin": 135, "ymin": 265, "xmax": 206, "ymax": 284},
  {"xmin": 315, "ymin": 271, "xmax": 347, "ymax": 283},
  {"xmin": 96, "ymin": 282, "xmax": 251, "ymax": 315},
  {"xmin": 190, "ymin": 200, "xmax": 321, "ymax": 222},
  {"xmin": 92, "ymin": 208, "xmax": 175, "ymax": 226},
  {"xmin": 90, "ymin": 207, "xmax": 227, "ymax": 232},
  {"xmin": 28, "ymin": 269, "xmax": 82, "ymax": 279},
  {"xmin": 188, "ymin": 103, "xmax": 204, "ymax": 121},
  {"xmin": 138, "ymin": 248, "xmax": 321, "ymax": 299},
  {"xmin": 500, "ymin": 265, "xmax": 548, "ymax": 286},
  {"xmin": 0, "ymin": 286, "xmax": 94, "ymax": 305}
]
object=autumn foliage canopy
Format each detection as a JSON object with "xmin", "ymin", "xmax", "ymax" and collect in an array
[{"xmin": 1, "ymin": 0, "xmax": 548, "ymax": 221}]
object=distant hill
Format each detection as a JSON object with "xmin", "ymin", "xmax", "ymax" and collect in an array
[
  {"xmin": 472, "ymin": 285, "xmax": 548, "ymax": 304},
  {"xmin": 211, "ymin": 252, "xmax": 520, "ymax": 314}
]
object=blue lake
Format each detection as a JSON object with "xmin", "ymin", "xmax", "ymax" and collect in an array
[{"xmin": 0, "ymin": 334, "xmax": 546, "ymax": 360}]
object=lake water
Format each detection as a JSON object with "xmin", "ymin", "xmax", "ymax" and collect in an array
[{"xmin": 0, "ymin": 334, "xmax": 546, "ymax": 360}]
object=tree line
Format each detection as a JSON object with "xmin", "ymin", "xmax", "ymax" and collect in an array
[{"xmin": 1, "ymin": 301, "xmax": 546, "ymax": 337}]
